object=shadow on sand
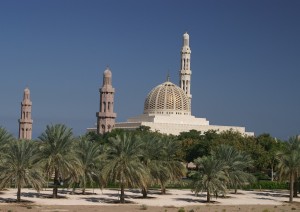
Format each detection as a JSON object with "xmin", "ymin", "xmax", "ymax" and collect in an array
[
  {"xmin": 128, "ymin": 189, "xmax": 172, "ymax": 195},
  {"xmin": 253, "ymin": 191, "xmax": 289, "ymax": 198},
  {"xmin": 0, "ymin": 197, "xmax": 34, "ymax": 204},
  {"xmin": 21, "ymin": 192, "xmax": 67, "ymax": 199},
  {"xmin": 82, "ymin": 197, "xmax": 135, "ymax": 204},
  {"xmin": 187, "ymin": 193, "xmax": 206, "ymax": 198},
  {"xmin": 174, "ymin": 197, "xmax": 219, "ymax": 204}
]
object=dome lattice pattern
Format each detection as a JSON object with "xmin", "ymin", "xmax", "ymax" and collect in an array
[{"xmin": 144, "ymin": 81, "xmax": 191, "ymax": 115}]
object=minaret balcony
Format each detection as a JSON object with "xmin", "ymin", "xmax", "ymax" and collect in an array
[
  {"xmin": 96, "ymin": 112, "xmax": 116, "ymax": 118},
  {"xmin": 18, "ymin": 119, "xmax": 33, "ymax": 123}
]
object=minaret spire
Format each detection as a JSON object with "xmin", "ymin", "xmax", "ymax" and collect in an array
[
  {"xmin": 179, "ymin": 32, "xmax": 192, "ymax": 110},
  {"xmin": 18, "ymin": 87, "xmax": 33, "ymax": 140},
  {"xmin": 96, "ymin": 67, "xmax": 117, "ymax": 134}
]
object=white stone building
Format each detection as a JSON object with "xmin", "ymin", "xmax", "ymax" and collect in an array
[
  {"xmin": 115, "ymin": 79, "xmax": 253, "ymax": 136},
  {"xmin": 90, "ymin": 32, "xmax": 253, "ymax": 136},
  {"xmin": 114, "ymin": 33, "xmax": 253, "ymax": 136}
]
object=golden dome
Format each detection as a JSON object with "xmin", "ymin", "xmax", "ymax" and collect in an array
[{"xmin": 144, "ymin": 81, "xmax": 191, "ymax": 115}]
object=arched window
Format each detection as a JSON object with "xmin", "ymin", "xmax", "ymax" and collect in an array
[{"xmin": 103, "ymin": 102, "xmax": 106, "ymax": 112}]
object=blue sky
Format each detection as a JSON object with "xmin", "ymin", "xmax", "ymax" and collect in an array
[{"xmin": 0, "ymin": 0, "xmax": 299, "ymax": 140}]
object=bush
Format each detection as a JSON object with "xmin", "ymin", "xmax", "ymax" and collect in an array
[
  {"xmin": 178, "ymin": 208, "xmax": 185, "ymax": 212},
  {"xmin": 243, "ymin": 181, "xmax": 288, "ymax": 190},
  {"xmin": 166, "ymin": 179, "xmax": 192, "ymax": 189},
  {"xmin": 140, "ymin": 204, "xmax": 148, "ymax": 210}
]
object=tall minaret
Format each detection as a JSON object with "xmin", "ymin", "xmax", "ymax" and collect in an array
[
  {"xmin": 18, "ymin": 87, "xmax": 33, "ymax": 140},
  {"xmin": 96, "ymin": 67, "xmax": 117, "ymax": 134},
  {"xmin": 179, "ymin": 32, "xmax": 192, "ymax": 108}
]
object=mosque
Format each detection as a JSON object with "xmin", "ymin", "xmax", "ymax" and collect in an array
[
  {"xmin": 92, "ymin": 33, "xmax": 254, "ymax": 136},
  {"xmin": 15, "ymin": 32, "xmax": 253, "ymax": 139}
]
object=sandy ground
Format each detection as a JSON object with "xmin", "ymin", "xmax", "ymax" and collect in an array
[{"xmin": 0, "ymin": 188, "xmax": 300, "ymax": 211}]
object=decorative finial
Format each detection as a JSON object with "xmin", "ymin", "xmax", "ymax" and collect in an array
[{"xmin": 167, "ymin": 71, "xmax": 170, "ymax": 82}]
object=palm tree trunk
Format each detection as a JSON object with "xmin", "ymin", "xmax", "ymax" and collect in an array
[
  {"xmin": 233, "ymin": 181, "xmax": 238, "ymax": 194},
  {"xmin": 17, "ymin": 186, "xmax": 21, "ymax": 202},
  {"xmin": 142, "ymin": 187, "xmax": 148, "ymax": 198},
  {"xmin": 82, "ymin": 176, "xmax": 86, "ymax": 195},
  {"xmin": 293, "ymin": 173, "xmax": 298, "ymax": 197},
  {"xmin": 71, "ymin": 185, "xmax": 76, "ymax": 195},
  {"xmin": 53, "ymin": 169, "xmax": 59, "ymax": 198},
  {"xmin": 161, "ymin": 182, "xmax": 166, "ymax": 194},
  {"xmin": 207, "ymin": 189, "xmax": 210, "ymax": 203},
  {"xmin": 290, "ymin": 173, "xmax": 294, "ymax": 203},
  {"xmin": 120, "ymin": 184, "xmax": 125, "ymax": 203},
  {"xmin": 271, "ymin": 165, "xmax": 274, "ymax": 181}
]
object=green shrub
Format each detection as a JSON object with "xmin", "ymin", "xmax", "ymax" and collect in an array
[
  {"xmin": 178, "ymin": 208, "xmax": 185, "ymax": 212},
  {"xmin": 140, "ymin": 204, "xmax": 148, "ymax": 210},
  {"xmin": 243, "ymin": 181, "xmax": 288, "ymax": 190}
]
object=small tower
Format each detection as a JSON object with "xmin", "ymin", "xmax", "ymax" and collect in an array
[
  {"xmin": 18, "ymin": 87, "xmax": 33, "ymax": 140},
  {"xmin": 96, "ymin": 67, "xmax": 117, "ymax": 134},
  {"xmin": 179, "ymin": 32, "xmax": 192, "ymax": 109}
]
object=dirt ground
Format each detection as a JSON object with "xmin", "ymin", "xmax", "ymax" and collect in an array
[
  {"xmin": 1, "ymin": 204, "xmax": 300, "ymax": 212},
  {"xmin": 1, "ymin": 188, "xmax": 300, "ymax": 212}
]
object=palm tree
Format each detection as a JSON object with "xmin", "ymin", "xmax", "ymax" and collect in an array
[
  {"xmin": 139, "ymin": 133, "xmax": 167, "ymax": 197},
  {"xmin": 277, "ymin": 136, "xmax": 300, "ymax": 202},
  {"xmin": 213, "ymin": 145, "xmax": 255, "ymax": 194},
  {"xmin": 102, "ymin": 132, "xmax": 148, "ymax": 203},
  {"xmin": 74, "ymin": 135, "xmax": 103, "ymax": 194},
  {"xmin": 0, "ymin": 127, "xmax": 14, "ymax": 167},
  {"xmin": 139, "ymin": 134, "xmax": 186, "ymax": 196},
  {"xmin": 158, "ymin": 136, "xmax": 186, "ymax": 194},
  {"xmin": 38, "ymin": 124, "xmax": 81, "ymax": 198},
  {"xmin": 0, "ymin": 140, "xmax": 44, "ymax": 202},
  {"xmin": 191, "ymin": 155, "xmax": 228, "ymax": 203},
  {"xmin": 0, "ymin": 127, "xmax": 14, "ymax": 151}
]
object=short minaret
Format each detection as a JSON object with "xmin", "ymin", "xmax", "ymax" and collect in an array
[
  {"xmin": 96, "ymin": 67, "xmax": 117, "ymax": 134},
  {"xmin": 179, "ymin": 32, "xmax": 192, "ymax": 108},
  {"xmin": 18, "ymin": 87, "xmax": 33, "ymax": 140}
]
